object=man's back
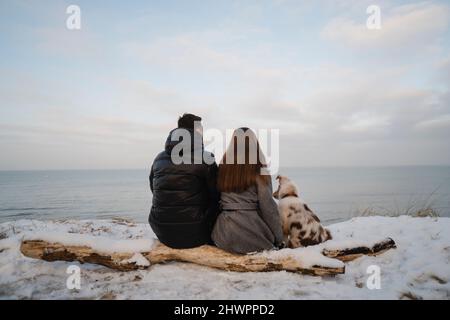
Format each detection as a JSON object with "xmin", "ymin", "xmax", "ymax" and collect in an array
[{"xmin": 149, "ymin": 127, "xmax": 219, "ymax": 248}]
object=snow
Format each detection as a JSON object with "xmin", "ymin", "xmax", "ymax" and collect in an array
[
  {"xmin": 24, "ymin": 232, "xmax": 155, "ymax": 254},
  {"xmin": 121, "ymin": 253, "xmax": 150, "ymax": 267},
  {"xmin": 0, "ymin": 216, "xmax": 449, "ymax": 299},
  {"xmin": 258, "ymin": 246, "xmax": 345, "ymax": 269}
]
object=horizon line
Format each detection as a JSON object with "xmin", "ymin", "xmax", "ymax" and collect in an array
[{"xmin": 1, "ymin": 164, "xmax": 450, "ymax": 172}]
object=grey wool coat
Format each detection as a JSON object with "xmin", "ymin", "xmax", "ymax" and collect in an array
[{"xmin": 211, "ymin": 177, "xmax": 284, "ymax": 254}]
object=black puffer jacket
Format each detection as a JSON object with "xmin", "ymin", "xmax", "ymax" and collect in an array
[{"xmin": 149, "ymin": 128, "xmax": 219, "ymax": 248}]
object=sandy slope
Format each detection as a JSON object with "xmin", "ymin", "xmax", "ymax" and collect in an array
[{"xmin": 0, "ymin": 216, "xmax": 449, "ymax": 299}]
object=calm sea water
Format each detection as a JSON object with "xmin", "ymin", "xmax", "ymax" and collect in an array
[{"xmin": 0, "ymin": 167, "xmax": 449, "ymax": 225}]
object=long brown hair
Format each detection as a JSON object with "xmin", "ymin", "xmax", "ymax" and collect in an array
[{"xmin": 217, "ymin": 128, "xmax": 270, "ymax": 192}]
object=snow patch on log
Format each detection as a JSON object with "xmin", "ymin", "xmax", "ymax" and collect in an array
[
  {"xmin": 257, "ymin": 246, "xmax": 344, "ymax": 269},
  {"xmin": 24, "ymin": 232, "xmax": 155, "ymax": 254},
  {"xmin": 121, "ymin": 253, "xmax": 150, "ymax": 267},
  {"xmin": 321, "ymin": 238, "xmax": 392, "ymax": 251}
]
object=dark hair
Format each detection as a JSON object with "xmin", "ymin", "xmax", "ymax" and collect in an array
[
  {"xmin": 178, "ymin": 113, "xmax": 202, "ymax": 130},
  {"xmin": 217, "ymin": 128, "xmax": 270, "ymax": 193}
]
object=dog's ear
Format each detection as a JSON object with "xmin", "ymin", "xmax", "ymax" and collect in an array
[
  {"xmin": 273, "ymin": 182, "xmax": 281, "ymax": 199},
  {"xmin": 276, "ymin": 175, "xmax": 281, "ymax": 181},
  {"xmin": 272, "ymin": 190, "xmax": 279, "ymax": 199}
]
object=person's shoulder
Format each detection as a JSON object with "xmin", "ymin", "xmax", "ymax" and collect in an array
[{"xmin": 153, "ymin": 150, "xmax": 170, "ymax": 163}]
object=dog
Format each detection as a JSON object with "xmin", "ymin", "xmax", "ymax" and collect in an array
[{"xmin": 273, "ymin": 175, "xmax": 332, "ymax": 248}]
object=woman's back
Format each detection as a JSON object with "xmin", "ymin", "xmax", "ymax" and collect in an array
[
  {"xmin": 220, "ymin": 184, "xmax": 257, "ymax": 207},
  {"xmin": 212, "ymin": 127, "xmax": 284, "ymax": 254},
  {"xmin": 212, "ymin": 177, "xmax": 283, "ymax": 254}
]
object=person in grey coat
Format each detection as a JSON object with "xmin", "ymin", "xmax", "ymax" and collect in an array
[{"xmin": 211, "ymin": 128, "xmax": 284, "ymax": 254}]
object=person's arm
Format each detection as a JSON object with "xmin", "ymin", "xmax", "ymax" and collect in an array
[
  {"xmin": 149, "ymin": 165, "xmax": 154, "ymax": 193},
  {"xmin": 256, "ymin": 176, "xmax": 284, "ymax": 247}
]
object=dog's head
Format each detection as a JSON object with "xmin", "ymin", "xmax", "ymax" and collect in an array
[{"xmin": 272, "ymin": 175, "xmax": 299, "ymax": 199}]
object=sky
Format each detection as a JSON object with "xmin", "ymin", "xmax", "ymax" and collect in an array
[{"xmin": 0, "ymin": 0, "xmax": 449, "ymax": 170}]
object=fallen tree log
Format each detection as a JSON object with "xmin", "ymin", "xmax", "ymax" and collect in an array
[
  {"xmin": 145, "ymin": 243, "xmax": 344, "ymax": 276},
  {"xmin": 20, "ymin": 240, "xmax": 143, "ymax": 272},
  {"xmin": 20, "ymin": 240, "xmax": 344, "ymax": 276},
  {"xmin": 322, "ymin": 238, "xmax": 397, "ymax": 262},
  {"xmin": 20, "ymin": 237, "xmax": 396, "ymax": 276}
]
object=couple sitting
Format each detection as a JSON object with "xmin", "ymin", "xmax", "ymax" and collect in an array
[{"xmin": 149, "ymin": 113, "xmax": 284, "ymax": 254}]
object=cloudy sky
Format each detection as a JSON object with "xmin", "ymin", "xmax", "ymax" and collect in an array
[{"xmin": 0, "ymin": 0, "xmax": 449, "ymax": 170}]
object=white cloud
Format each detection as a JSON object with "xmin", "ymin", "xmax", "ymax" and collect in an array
[
  {"xmin": 120, "ymin": 26, "xmax": 286, "ymax": 86},
  {"xmin": 340, "ymin": 113, "xmax": 391, "ymax": 133},
  {"xmin": 34, "ymin": 26, "xmax": 103, "ymax": 58},
  {"xmin": 415, "ymin": 114, "xmax": 450, "ymax": 129},
  {"xmin": 322, "ymin": 2, "xmax": 450, "ymax": 50}
]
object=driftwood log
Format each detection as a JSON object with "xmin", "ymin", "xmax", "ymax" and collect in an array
[
  {"xmin": 20, "ymin": 238, "xmax": 396, "ymax": 276},
  {"xmin": 146, "ymin": 242, "xmax": 344, "ymax": 276},
  {"xmin": 322, "ymin": 238, "xmax": 397, "ymax": 262},
  {"xmin": 20, "ymin": 240, "xmax": 141, "ymax": 271}
]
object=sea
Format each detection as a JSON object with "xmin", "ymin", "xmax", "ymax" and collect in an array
[{"xmin": 1, "ymin": 166, "xmax": 449, "ymax": 225}]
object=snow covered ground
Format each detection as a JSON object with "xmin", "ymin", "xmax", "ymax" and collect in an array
[{"xmin": 0, "ymin": 216, "xmax": 449, "ymax": 300}]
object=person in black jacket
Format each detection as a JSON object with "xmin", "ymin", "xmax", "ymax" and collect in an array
[{"xmin": 149, "ymin": 113, "xmax": 220, "ymax": 248}]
